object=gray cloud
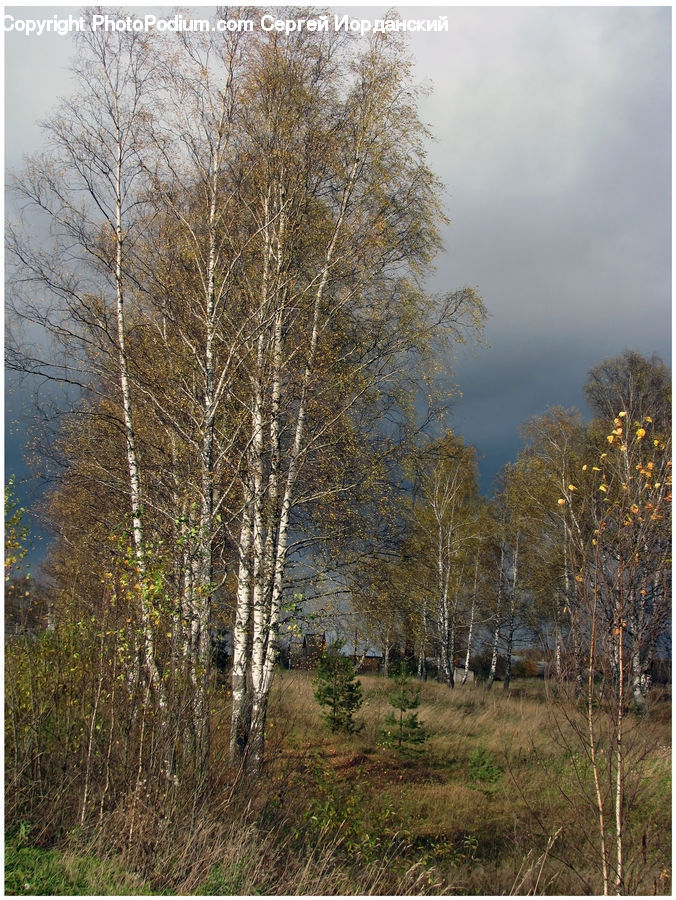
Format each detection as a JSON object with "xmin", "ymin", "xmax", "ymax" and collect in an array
[
  {"xmin": 401, "ymin": 6, "xmax": 670, "ymax": 489},
  {"xmin": 5, "ymin": 5, "xmax": 671, "ymax": 502}
]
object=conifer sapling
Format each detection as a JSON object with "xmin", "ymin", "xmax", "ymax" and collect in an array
[{"xmin": 314, "ymin": 642, "xmax": 363, "ymax": 734}]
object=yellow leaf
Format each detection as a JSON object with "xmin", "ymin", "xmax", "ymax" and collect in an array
[
  {"xmin": 618, "ymin": 411, "xmax": 627, "ymax": 418},
  {"xmin": 582, "ymin": 464, "xmax": 588, "ymax": 471},
  {"xmin": 599, "ymin": 484, "xmax": 607, "ymax": 492},
  {"xmin": 557, "ymin": 498, "xmax": 566, "ymax": 506},
  {"xmin": 636, "ymin": 427, "xmax": 646, "ymax": 440},
  {"xmin": 568, "ymin": 484, "xmax": 577, "ymax": 491}
]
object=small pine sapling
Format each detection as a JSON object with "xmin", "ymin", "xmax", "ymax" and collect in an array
[
  {"xmin": 381, "ymin": 663, "xmax": 426, "ymax": 752},
  {"xmin": 314, "ymin": 642, "xmax": 363, "ymax": 733}
]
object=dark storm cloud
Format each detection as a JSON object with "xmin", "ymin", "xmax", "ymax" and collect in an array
[
  {"xmin": 403, "ymin": 6, "xmax": 670, "ymax": 490},
  {"xmin": 4, "ymin": 5, "xmax": 671, "ymax": 506}
]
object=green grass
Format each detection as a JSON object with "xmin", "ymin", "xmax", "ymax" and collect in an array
[{"xmin": 5, "ymin": 827, "xmax": 154, "ymax": 896}]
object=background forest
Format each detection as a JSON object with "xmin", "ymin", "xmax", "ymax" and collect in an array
[{"xmin": 5, "ymin": 9, "xmax": 671, "ymax": 897}]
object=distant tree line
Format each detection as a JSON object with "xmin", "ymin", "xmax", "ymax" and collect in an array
[{"xmin": 349, "ymin": 350, "xmax": 671, "ymax": 710}]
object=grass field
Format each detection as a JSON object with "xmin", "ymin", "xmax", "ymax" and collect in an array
[{"xmin": 5, "ymin": 670, "xmax": 671, "ymax": 895}]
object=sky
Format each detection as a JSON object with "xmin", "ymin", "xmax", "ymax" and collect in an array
[
  {"xmin": 404, "ymin": 6, "xmax": 671, "ymax": 486},
  {"xmin": 3, "ymin": 4, "xmax": 672, "ymax": 567}
]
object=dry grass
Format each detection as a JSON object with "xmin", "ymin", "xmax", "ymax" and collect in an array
[
  {"xmin": 258, "ymin": 670, "xmax": 671, "ymax": 895},
  {"xmin": 7, "ymin": 665, "xmax": 671, "ymax": 895}
]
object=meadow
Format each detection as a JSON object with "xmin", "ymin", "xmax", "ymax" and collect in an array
[{"xmin": 6, "ymin": 668, "xmax": 671, "ymax": 895}]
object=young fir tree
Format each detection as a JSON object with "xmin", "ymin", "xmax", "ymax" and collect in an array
[
  {"xmin": 314, "ymin": 643, "xmax": 363, "ymax": 734},
  {"xmin": 381, "ymin": 664, "xmax": 426, "ymax": 752}
]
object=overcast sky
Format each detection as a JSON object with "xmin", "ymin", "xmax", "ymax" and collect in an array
[
  {"xmin": 4, "ymin": 4, "xmax": 672, "ymax": 563},
  {"xmin": 406, "ymin": 5, "xmax": 671, "ymax": 487}
]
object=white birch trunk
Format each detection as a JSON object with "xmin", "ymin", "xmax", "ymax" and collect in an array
[
  {"xmin": 462, "ymin": 552, "xmax": 480, "ymax": 684},
  {"xmin": 487, "ymin": 620, "xmax": 501, "ymax": 691},
  {"xmin": 234, "ymin": 154, "xmax": 362, "ymax": 770},
  {"xmin": 230, "ymin": 497, "xmax": 253, "ymax": 762},
  {"xmin": 615, "ymin": 616, "xmax": 624, "ymax": 894},
  {"xmin": 486, "ymin": 543, "xmax": 505, "ymax": 691},
  {"xmin": 112, "ymin": 104, "xmax": 164, "ymax": 705},
  {"xmin": 503, "ymin": 533, "xmax": 519, "ymax": 692}
]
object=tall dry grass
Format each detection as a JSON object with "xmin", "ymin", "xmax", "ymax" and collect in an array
[
  {"xmin": 6, "ymin": 648, "xmax": 671, "ymax": 895},
  {"xmin": 261, "ymin": 670, "xmax": 670, "ymax": 895}
]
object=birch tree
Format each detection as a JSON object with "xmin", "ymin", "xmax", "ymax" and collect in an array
[
  {"xmin": 6, "ymin": 19, "xmax": 164, "ymax": 700},
  {"xmin": 556, "ymin": 410, "xmax": 671, "ymax": 893},
  {"xmin": 484, "ymin": 518, "xmax": 505, "ymax": 691},
  {"xmin": 583, "ymin": 352, "xmax": 671, "ymax": 709},
  {"xmin": 512, "ymin": 409, "xmax": 587, "ymax": 681},
  {"xmin": 228, "ymin": 30, "xmax": 485, "ymax": 765},
  {"xmin": 585, "ymin": 350, "xmax": 671, "ymax": 435},
  {"xmin": 412, "ymin": 432, "xmax": 481, "ymax": 688},
  {"xmin": 8, "ymin": 16, "xmax": 486, "ymax": 781},
  {"xmin": 134, "ymin": 22, "xmax": 256, "ymax": 774},
  {"xmin": 461, "ymin": 503, "xmax": 492, "ymax": 682}
]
